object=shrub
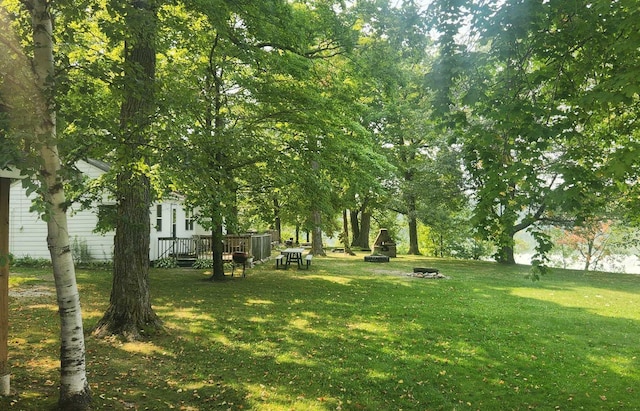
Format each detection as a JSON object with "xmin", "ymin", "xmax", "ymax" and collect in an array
[
  {"xmin": 192, "ymin": 258, "xmax": 213, "ymax": 269},
  {"xmin": 77, "ymin": 260, "xmax": 113, "ymax": 270},
  {"xmin": 71, "ymin": 237, "xmax": 93, "ymax": 265},
  {"xmin": 154, "ymin": 257, "xmax": 178, "ymax": 268},
  {"xmin": 10, "ymin": 255, "xmax": 51, "ymax": 268}
]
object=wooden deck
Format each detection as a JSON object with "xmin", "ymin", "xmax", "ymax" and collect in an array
[{"xmin": 156, "ymin": 233, "xmax": 272, "ymax": 267}]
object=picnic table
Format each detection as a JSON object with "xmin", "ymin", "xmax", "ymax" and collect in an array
[{"xmin": 282, "ymin": 247, "xmax": 305, "ymax": 269}]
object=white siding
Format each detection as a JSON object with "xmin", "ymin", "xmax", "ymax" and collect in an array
[
  {"xmin": 149, "ymin": 198, "xmax": 208, "ymax": 260},
  {"xmin": 9, "ymin": 182, "xmax": 50, "ymax": 259},
  {"xmin": 9, "ymin": 178, "xmax": 115, "ymax": 261},
  {"xmin": 10, "ymin": 160, "xmax": 207, "ymax": 262}
]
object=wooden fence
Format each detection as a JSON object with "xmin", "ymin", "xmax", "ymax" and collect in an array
[{"xmin": 249, "ymin": 234, "xmax": 272, "ymax": 261}]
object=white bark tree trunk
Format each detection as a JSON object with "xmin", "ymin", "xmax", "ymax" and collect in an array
[{"xmin": 30, "ymin": 1, "xmax": 91, "ymax": 408}]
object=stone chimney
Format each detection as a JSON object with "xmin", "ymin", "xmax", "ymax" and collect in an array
[{"xmin": 373, "ymin": 229, "xmax": 396, "ymax": 257}]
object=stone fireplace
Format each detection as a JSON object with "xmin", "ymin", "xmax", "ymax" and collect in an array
[{"xmin": 372, "ymin": 229, "xmax": 396, "ymax": 257}]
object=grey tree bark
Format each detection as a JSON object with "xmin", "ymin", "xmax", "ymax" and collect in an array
[{"xmin": 93, "ymin": 0, "xmax": 162, "ymax": 340}]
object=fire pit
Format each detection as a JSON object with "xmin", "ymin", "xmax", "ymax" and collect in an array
[
  {"xmin": 364, "ymin": 255, "xmax": 390, "ymax": 263},
  {"xmin": 408, "ymin": 268, "xmax": 447, "ymax": 279}
]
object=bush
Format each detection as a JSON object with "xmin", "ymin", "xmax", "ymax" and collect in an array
[
  {"xmin": 9, "ymin": 253, "xmax": 112, "ymax": 270},
  {"xmin": 10, "ymin": 255, "xmax": 52, "ymax": 268},
  {"xmin": 154, "ymin": 257, "xmax": 178, "ymax": 268},
  {"xmin": 76, "ymin": 260, "xmax": 113, "ymax": 270},
  {"xmin": 450, "ymin": 237, "xmax": 493, "ymax": 260},
  {"xmin": 71, "ymin": 237, "xmax": 93, "ymax": 265},
  {"xmin": 192, "ymin": 258, "xmax": 213, "ymax": 269}
]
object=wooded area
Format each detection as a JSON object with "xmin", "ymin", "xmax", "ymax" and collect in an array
[{"xmin": 2, "ymin": 0, "xmax": 640, "ymax": 408}]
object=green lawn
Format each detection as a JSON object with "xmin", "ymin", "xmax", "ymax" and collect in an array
[{"xmin": 3, "ymin": 253, "xmax": 639, "ymax": 410}]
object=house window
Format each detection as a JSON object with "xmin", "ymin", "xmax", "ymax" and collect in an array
[
  {"xmin": 185, "ymin": 210, "xmax": 194, "ymax": 231},
  {"xmin": 156, "ymin": 205, "xmax": 162, "ymax": 232}
]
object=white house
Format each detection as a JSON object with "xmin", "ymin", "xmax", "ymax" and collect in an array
[{"xmin": 8, "ymin": 159, "xmax": 208, "ymax": 262}]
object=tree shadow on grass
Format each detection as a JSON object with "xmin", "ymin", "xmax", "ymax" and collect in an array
[
  {"xmin": 142, "ymin": 265, "xmax": 640, "ymax": 410},
  {"xmin": 3, "ymin": 261, "xmax": 639, "ymax": 410}
]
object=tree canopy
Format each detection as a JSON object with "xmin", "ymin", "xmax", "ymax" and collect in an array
[
  {"xmin": 4, "ymin": 0, "xmax": 640, "ymax": 274},
  {"xmin": 3, "ymin": 0, "xmax": 640, "ymax": 266},
  {"xmin": 4, "ymin": 0, "xmax": 640, "ymax": 405}
]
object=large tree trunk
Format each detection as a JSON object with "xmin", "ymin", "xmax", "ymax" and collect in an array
[
  {"xmin": 341, "ymin": 210, "xmax": 354, "ymax": 255},
  {"xmin": 273, "ymin": 197, "xmax": 281, "ymax": 243},
  {"xmin": 349, "ymin": 209, "xmax": 360, "ymax": 247},
  {"xmin": 497, "ymin": 244, "xmax": 516, "ymax": 265},
  {"xmin": 94, "ymin": 0, "xmax": 161, "ymax": 340},
  {"xmin": 358, "ymin": 211, "xmax": 372, "ymax": 250},
  {"xmin": 407, "ymin": 195, "xmax": 421, "ymax": 255},
  {"xmin": 94, "ymin": 172, "xmax": 161, "ymax": 338},
  {"xmin": 495, "ymin": 225, "xmax": 517, "ymax": 264},
  {"xmin": 209, "ymin": 215, "xmax": 226, "ymax": 281},
  {"xmin": 311, "ymin": 209, "xmax": 326, "ymax": 256},
  {"xmin": 351, "ymin": 200, "xmax": 372, "ymax": 250},
  {"xmin": 31, "ymin": 1, "xmax": 91, "ymax": 407},
  {"xmin": 408, "ymin": 215, "xmax": 420, "ymax": 255}
]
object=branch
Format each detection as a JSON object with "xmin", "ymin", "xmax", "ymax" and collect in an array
[{"xmin": 254, "ymin": 41, "xmax": 345, "ymax": 59}]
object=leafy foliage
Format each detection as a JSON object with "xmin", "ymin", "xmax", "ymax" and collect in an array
[
  {"xmin": 428, "ymin": 0, "xmax": 640, "ymax": 271},
  {"xmin": 70, "ymin": 237, "xmax": 93, "ymax": 265},
  {"xmin": 153, "ymin": 257, "xmax": 178, "ymax": 269},
  {"xmin": 191, "ymin": 258, "xmax": 213, "ymax": 269},
  {"xmin": 551, "ymin": 219, "xmax": 640, "ymax": 272},
  {"xmin": 8, "ymin": 255, "xmax": 51, "ymax": 268}
]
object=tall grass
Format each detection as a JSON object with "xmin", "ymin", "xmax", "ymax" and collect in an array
[{"xmin": 3, "ymin": 253, "xmax": 639, "ymax": 410}]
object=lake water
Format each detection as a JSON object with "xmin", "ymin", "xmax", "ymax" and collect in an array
[{"xmin": 516, "ymin": 253, "xmax": 640, "ymax": 274}]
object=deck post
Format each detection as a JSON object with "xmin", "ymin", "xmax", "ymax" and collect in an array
[{"xmin": 0, "ymin": 177, "xmax": 10, "ymax": 395}]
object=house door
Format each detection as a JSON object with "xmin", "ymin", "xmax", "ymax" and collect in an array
[{"xmin": 172, "ymin": 208, "xmax": 177, "ymax": 238}]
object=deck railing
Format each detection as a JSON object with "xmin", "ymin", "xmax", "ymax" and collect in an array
[
  {"xmin": 157, "ymin": 237, "xmax": 197, "ymax": 260},
  {"xmin": 158, "ymin": 233, "xmax": 271, "ymax": 263},
  {"xmin": 223, "ymin": 235, "xmax": 252, "ymax": 255}
]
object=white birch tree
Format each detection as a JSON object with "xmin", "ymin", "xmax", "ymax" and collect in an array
[{"xmin": 22, "ymin": 1, "xmax": 91, "ymax": 408}]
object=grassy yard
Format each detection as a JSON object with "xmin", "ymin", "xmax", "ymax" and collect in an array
[{"xmin": 2, "ymin": 253, "xmax": 639, "ymax": 410}]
